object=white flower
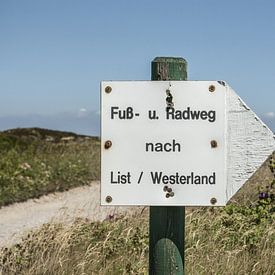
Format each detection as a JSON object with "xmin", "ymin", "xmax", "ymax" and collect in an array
[{"xmin": 19, "ymin": 163, "xmax": 31, "ymax": 170}]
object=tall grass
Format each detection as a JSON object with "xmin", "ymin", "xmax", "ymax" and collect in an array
[
  {"xmin": 0, "ymin": 214, "xmax": 149, "ymax": 275},
  {"xmin": 0, "ymin": 199, "xmax": 274, "ymax": 274},
  {"xmin": 185, "ymin": 205, "xmax": 274, "ymax": 274}
]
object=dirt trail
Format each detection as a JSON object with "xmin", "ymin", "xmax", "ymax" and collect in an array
[{"xmin": 0, "ymin": 181, "xmax": 141, "ymax": 247}]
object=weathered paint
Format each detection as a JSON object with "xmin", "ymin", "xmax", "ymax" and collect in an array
[{"xmin": 226, "ymin": 84, "xmax": 275, "ymax": 201}]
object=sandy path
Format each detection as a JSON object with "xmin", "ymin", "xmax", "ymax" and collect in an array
[{"xmin": 0, "ymin": 181, "xmax": 142, "ymax": 247}]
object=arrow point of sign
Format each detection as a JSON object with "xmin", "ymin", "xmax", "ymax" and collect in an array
[{"xmin": 226, "ymin": 86, "xmax": 275, "ymax": 203}]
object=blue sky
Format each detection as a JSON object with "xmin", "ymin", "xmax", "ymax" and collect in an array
[{"xmin": 0, "ymin": 0, "xmax": 275, "ymax": 135}]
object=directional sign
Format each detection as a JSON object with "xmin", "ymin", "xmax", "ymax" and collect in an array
[{"xmin": 101, "ymin": 81, "xmax": 275, "ymax": 206}]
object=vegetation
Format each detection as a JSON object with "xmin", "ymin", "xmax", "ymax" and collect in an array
[
  {"xmin": 0, "ymin": 128, "xmax": 100, "ymax": 207},
  {"xmin": 0, "ymin": 196, "xmax": 274, "ymax": 274},
  {"xmin": 0, "ymin": 128, "xmax": 274, "ymax": 274}
]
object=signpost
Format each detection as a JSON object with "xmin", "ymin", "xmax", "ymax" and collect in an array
[
  {"xmin": 101, "ymin": 83, "xmax": 275, "ymax": 206},
  {"xmin": 101, "ymin": 80, "xmax": 227, "ymax": 206},
  {"xmin": 100, "ymin": 57, "xmax": 275, "ymax": 274}
]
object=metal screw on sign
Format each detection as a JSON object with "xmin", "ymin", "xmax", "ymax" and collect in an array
[
  {"xmin": 163, "ymin": 186, "xmax": 174, "ymax": 198},
  {"xmin": 210, "ymin": 197, "xmax": 217, "ymax": 205},
  {"xmin": 104, "ymin": 140, "xmax": 112, "ymax": 149},
  {"xmin": 211, "ymin": 140, "xmax": 218, "ymax": 148},
  {"xmin": 169, "ymin": 192, "xmax": 175, "ymax": 197},
  {"xmin": 166, "ymin": 192, "xmax": 175, "ymax": 198},
  {"xmin": 105, "ymin": 196, "xmax": 112, "ymax": 203},
  {"xmin": 209, "ymin": 85, "xmax": 215, "ymax": 92},
  {"xmin": 105, "ymin": 86, "xmax": 112, "ymax": 93}
]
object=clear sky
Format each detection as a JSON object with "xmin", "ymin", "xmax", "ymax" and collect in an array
[{"xmin": 0, "ymin": 0, "xmax": 275, "ymax": 135}]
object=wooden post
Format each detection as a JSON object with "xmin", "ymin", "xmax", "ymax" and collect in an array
[{"xmin": 149, "ymin": 57, "xmax": 187, "ymax": 275}]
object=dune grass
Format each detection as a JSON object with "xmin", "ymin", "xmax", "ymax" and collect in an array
[
  {"xmin": 0, "ymin": 129, "xmax": 100, "ymax": 207},
  {"xmin": 0, "ymin": 199, "xmax": 274, "ymax": 274}
]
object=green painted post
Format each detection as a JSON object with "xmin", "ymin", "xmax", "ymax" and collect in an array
[{"xmin": 149, "ymin": 57, "xmax": 187, "ymax": 275}]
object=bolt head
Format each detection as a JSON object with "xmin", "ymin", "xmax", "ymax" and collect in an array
[
  {"xmin": 105, "ymin": 86, "xmax": 112, "ymax": 93},
  {"xmin": 104, "ymin": 140, "xmax": 112, "ymax": 149},
  {"xmin": 163, "ymin": 186, "xmax": 169, "ymax": 192},
  {"xmin": 209, "ymin": 85, "xmax": 215, "ymax": 92},
  {"xmin": 167, "ymin": 187, "xmax": 172, "ymax": 193},
  {"xmin": 211, "ymin": 140, "xmax": 218, "ymax": 148},
  {"xmin": 210, "ymin": 197, "xmax": 217, "ymax": 205},
  {"xmin": 105, "ymin": 196, "xmax": 112, "ymax": 203}
]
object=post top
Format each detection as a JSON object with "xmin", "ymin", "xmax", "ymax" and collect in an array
[
  {"xmin": 152, "ymin": 57, "xmax": 187, "ymax": 64},
  {"xmin": 151, "ymin": 57, "xmax": 188, "ymax": 80}
]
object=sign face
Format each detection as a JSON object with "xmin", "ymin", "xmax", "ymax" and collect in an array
[{"xmin": 101, "ymin": 81, "xmax": 275, "ymax": 206}]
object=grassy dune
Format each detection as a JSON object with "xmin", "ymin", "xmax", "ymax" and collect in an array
[{"xmin": 0, "ymin": 128, "xmax": 100, "ymax": 207}]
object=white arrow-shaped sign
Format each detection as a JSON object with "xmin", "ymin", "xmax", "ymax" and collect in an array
[
  {"xmin": 101, "ymin": 81, "xmax": 275, "ymax": 206},
  {"xmin": 225, "ymin": 83, "xmax": 275, "ymax": 201}
]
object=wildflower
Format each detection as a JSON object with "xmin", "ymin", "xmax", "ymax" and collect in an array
[
  {"xmin": 258, "ymin": 192, "xmax": 269, "ymax": 200},
  {"xmin": 19, "ymin": 163, "xmax": 31, "ymax": 170}
]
